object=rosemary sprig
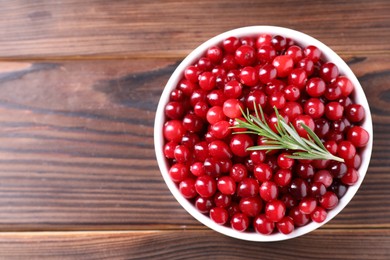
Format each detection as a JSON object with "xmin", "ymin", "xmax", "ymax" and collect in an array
[{"xmin": 233, "ymin": 103, "xmax": 344, "ymax": 162}]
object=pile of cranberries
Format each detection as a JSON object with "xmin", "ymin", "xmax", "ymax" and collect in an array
[{"xmin": 162, "ymin": 33, "xmax": 369, "ymax": 235}]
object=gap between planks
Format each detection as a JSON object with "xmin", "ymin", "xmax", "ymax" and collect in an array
[{"xmin": 0, "ymin": 50, "xmax": 389, "ymax": 62}]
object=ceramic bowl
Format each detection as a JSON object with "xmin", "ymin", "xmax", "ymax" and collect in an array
[{"xmin": 154, "ymin": 26, "xmax": 373, "ymax": 242}]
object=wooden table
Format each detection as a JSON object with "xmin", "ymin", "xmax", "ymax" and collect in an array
[{"xmin": 0, "ymin": 0, "xmax": 389, "ymax": 259}]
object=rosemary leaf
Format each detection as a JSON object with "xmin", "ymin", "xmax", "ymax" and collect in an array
[{"xmin": 231, "ymin": 102, "xmax": 345, "ymax": 162}]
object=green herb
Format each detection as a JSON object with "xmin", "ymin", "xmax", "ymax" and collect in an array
[{"xmin": 233, "ymin": 103, "xmax": 344, "ymax": 162}]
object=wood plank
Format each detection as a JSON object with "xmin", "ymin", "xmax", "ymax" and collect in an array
[
  {"xmin": 0, "ymin": 229, "xmax": 388, "ymax": 259},
  {"xmin": 0, "ymin": 54, "xmax": 388, "ymax": 231},
  {"xmin": 0, "ymin": 0, "xmax": 389, "ymax": 58}
]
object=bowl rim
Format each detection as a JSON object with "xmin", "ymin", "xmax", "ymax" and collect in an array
[{"xmin": 154, "ymin": 26, "xmax": 373, "ymax": 242}]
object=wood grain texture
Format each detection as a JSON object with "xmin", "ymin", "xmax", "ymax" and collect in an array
[
  {"xmin": 0, "ymin": 229, "xmax": 389, "ymax": 260},
  {"xmin": 0, "ymin": 1, "xmax": 389, "ymax": 258},
  {"xmin": 0, "ymin": 0, "xmax": 389, "ymax": 58},
  {"xmin": 0, "ymin": 54, "xmax": 388, "ymax": 231}
]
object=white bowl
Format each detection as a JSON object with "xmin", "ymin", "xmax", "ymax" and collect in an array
[{"xmin": 154, "ymin": 26, "xmax": 373, "ymax": 242}]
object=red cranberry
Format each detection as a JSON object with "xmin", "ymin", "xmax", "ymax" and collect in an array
[
  {"xmin": 286, "ymin": 45, "xmax": 303, "ymax": 63},
  {"xmin": 283, "ymin": 85, "xmax": 301, "ymax": 101},
  {"xmin": 320, "ymin": 62, "xmax": 339, "ymax": 82},
  {"xmin": 341, "ymin": 168, "xmax": 359, "ymax": 185},
  {"xmin": 237, "ymin": 178, "xmax": 259, "ymax": 198},
  {"xmin": 184, "ymin": 65, "xmax": 200, "ymax": 83},
  {"xmin": 260, "ymin": 181, "xmax": 279, "ymax": 202},
  {"xmin": 311, "ymin": 206, "xmax": 327, "ymax": 223},
  {"xmin": 193, "ymin": 101, "xmax": 209, "ymax": 119},
  {"xmin": 210, "ymin": 121, "xmax": 231, "ymax": 139},
  {"xmin": 314, "ymin": 118, "xmax": 330, "ymax": 138},
  {"xmin": 195, "ymin": 196, "xmax": 214, "ymax": 213},
  {"xmin": 164, "ymin": 141, "xmax": 177, "ymax": 159},
  {"xmin": 283, "ymin": 102, "xmax": 303, "ymax": 121},
  {"xmin": 347, "ymin": 126, "xmax": 369, "ymax": 147},
  {"xmin": 289, "ymin": 206, "xmax": 310, "ymax": 226},
  {"xmin": 325, "ymin": 102, "xmax": 344, "ymax": 121},
  {"xmin": 174, "ymin": 145, "xmax": 191, "ymax": 163},
  {"xmin": 230, "ymin": 134, "xmax": 253, "ymax": 157},
  {"xmin": 256, "ymin": 34, "xmax": 272, "ymax": 47},
  {"xmin": 190, "ymin": 162, "xmax": 205, "ymax": 177},
  {"xmin": 254, "ymin": 214, "xmax": 275, "ymax": 235},
  {"xmin": 276, "ymin": 216, "xmax": 295, "ymax": 234},
  {"xmin": 239, "ymin": 196, "xmax": 263, "ymax": 217},
  {"xmin": 337, "ymin": 141, "xmax": 356, "ymax": 160},
  {"xmin": 250, "ymin": 150, "xmax": 266, "ymax": 164},
  {"xmin": 235, "ymin": 45, "xmax": 256, "ymax": 66},
  {"xmin": 297, "ymin": 58, "xmax": 315, "ymax": 76},
  {"xmin": 269, "ymin": 92, "xmax": 286, "ymax": 109},
  {"xmin": 246, "ymin": 89, "xmax": 267, "ymax": 110},
  {"xmin": 240, "ymin": 36, "xmax": 255, "ymax": 46},
  {"xmin": 288, "ymin": 68, "xmax": 307, "ymax": 89},
  {"xmin": 345, "ymin": 154, "xmax": 362, "ymax": 169},
  {"xmin": 272, "ymin": 55, "xmax": 294, "ymax": 77},
  {"xmin": 296, "ymin": 163, "xmax": 315, "ymax": 179},
  {"xmin": 182, "ymin": 113, "xmax": 204, "ymax": 133},
  {"xmin": 254, "ymin": 163, "xmax": 273, "ymax": 182},
  {"xmin": 230, "ymin": 213, "xmax": 249, "ymax": 232},
  {"xmin": 223, "ymin": 99, "xmax": 244, "ymax": 119},
  {"xmin": 194, "ymin": 141, "xmax": 209, "ymax": 162},
  {"xmin": 312, "ymin": 159, "xmax": 330, "ymax": 170},
  {"xmin": 265, "ymin": 79, "xmax": 285, "ymax": 95},
  {"xmin": 313, "ymin": 170, "xmax": 333, "ymax": 187},
  {"xmin": 324, "ymin": 83, "xmax": 342, "ymax": 100},
  {"xmin": 277, "ymin": 153, "xmax": 295, "ymax": 169},
  {"xmin": 170, "ymin": 89, "xmax": 184, "ymax": 101},
  {"xmin": 214, "ymin": 192, "xmax": 232, "ymax": 208},
  {"xmin": 325, "ymin": 140, "xmax": 338, "ymax": 155},
  {"xmin": 208, "ymin": 140, "xmax": 232, "ymax": 159},
  {"xmin": 169, "ymin": 163, "xmax": 189, "ymax": 183},
  {"xmin": 165, "ymin": 101, "xmax": 185, "ymax": 119},
  {"xmin": 328, "ymin": 161, "xmax": 348, "ymax": 178},
  {"xmin": 306, "ymin": 77, "xmax": 326, "ymax": 97},
  {"xmin": 258, "ymin": 64, "xmax": 277, "ymax": 84},
  {"xmin": 310, "ymin": 182, "xmax": 326, "ymax": 198},
  {"xmin": 203, "ymin": 157, "xmax": 222, "ymax": 177},
  {"xmin": 304, "ymin": 45, "xmax": 321, "ymax": 62},
  {"xmin": 164, "ymin": 120, "xmax": 186, "ymax": 142},
  {"xmin": 240, "ymin": 66, "xmax": 259, "ymax": 87},
  {"xmin": 281, "ymin": 194, "xmax": 297, "ymax": 208},
  {"xmin": 195, "ymin": 175, "xmax": 217, "ymax": 198},
  {"xmin": 230, "ymin": 163, "xmax": 248, "ymax": 182},
  {"xmin": 333, "ymin": 76, "xmax": 354, "ymax": 97},
  {"xmin": 197, "ymin": 57, "xmax": 212, "ymax": 71},
  {"xmin": 179, "ymin": 178, "xmax": 197, "ymax": 199},
  {"xmin": 319, "ymin": 191, "xmax": 339, "ymax": 209},
  {"xmin": 217, "ymin": 176, "xmax": 236, "ymax": 195},
  {"xmin": 329, "ymin": 180, "xmax": 348, "ymax": 198},
  {"xmin": 304, "ymin": 98, "xmax": 325, "ymax": 119},
  {"xmin": 210, "ymin": 207, "xmax": 229, "ymax": 225},
  {"xmin": 224, "ymin": 80, "xmax": 242, "ymax": 99},
  {"xmin": 207, "ymin": 89, "xmax": 226, "ymax": 106},
  {"xmin": 299, "ymin": 197, "xmax": 317, "ymax": 214},
  {"xmin": 222, "ymin": 55, "xmax": 238, "ymax": 70},
  {"xmin": 207, "ymin": 46, "xmax": 223, "ymax": 63},
  {"xmin": 206, "ymin": 106, "xmax": 224, "ymax": 124},
  {"xmin": 289, "ymin": 178, "xmax": 309, "ymax": 200},
  {"xmin": 265, "ymin": 200, "xmax": 286, "ymax": 222},
  {"xmin": 271, "ymin": 35, "xmax": 287, "ymax": 51},
  {"xmin": 274, "ymin": 169, "xmax": 293, "ymax": 187},
  {"xmin": 293, "ymin": 115, "xmax": 315, "ymax": 138},
  {"xmin": 345, "ymin": 104, "xmax": 365, "ymax": 123},
  {"xmin": 223, "ymin": 37, "xmax": 241, "ymax": 53},
  {"xmin": 257, "ymin": 45, "xmax": 276, "ymax": 64}
]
